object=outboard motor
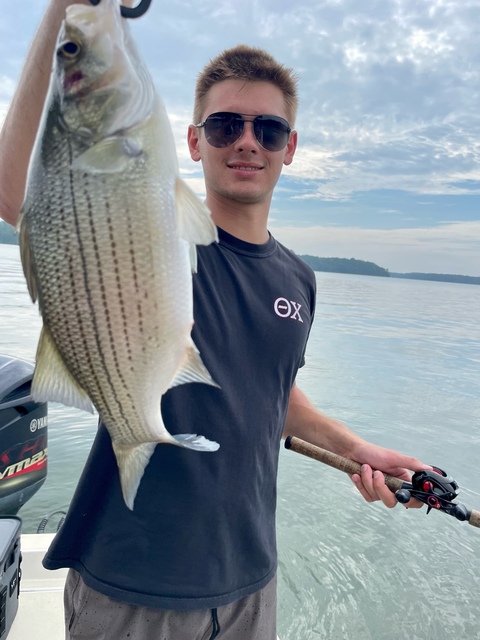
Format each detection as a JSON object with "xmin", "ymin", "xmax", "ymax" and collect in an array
[{"xmin": 0, "ymin": 355, "xmax": 48, "ymax": 514}]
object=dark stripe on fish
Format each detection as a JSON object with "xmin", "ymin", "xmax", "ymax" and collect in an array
[
  {"xmin": 66, "ymin": 139, "xmax": 127, "ymax": 428},
  {"xmin": 55, "ymin": 201, "xmax": 79, "ymax": 375},
  {"xmin": 81, "ymin": 172, "xmax": 136, "ymax": 438},
  {"xmin": 124, "ymin": 197, "xmax": 147, "ymax": 356},
  {"xmin": 105, "ymin": 195, "xmax": 133, "ymax": 362}
]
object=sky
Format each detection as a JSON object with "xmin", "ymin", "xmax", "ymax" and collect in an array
[{"xmin": 0, "ymin": 0, "xmax": 479, "ymax": 275}]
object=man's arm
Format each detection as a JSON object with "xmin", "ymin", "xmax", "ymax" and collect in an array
[
  {"xmin": 0, "ymin": 0, "xmax": 91, "ymax": 227},
  {"xmin": 284, "ymin": 383, "xmax": 430, "ymax": 508}
]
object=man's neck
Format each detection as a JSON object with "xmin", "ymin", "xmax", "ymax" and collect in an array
[{"xmin": 205, "ymin": 195, "xmax": 270, "ymax": 245}]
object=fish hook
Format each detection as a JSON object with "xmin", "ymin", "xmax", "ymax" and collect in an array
[{"xmin": 88, "ymin": 0, "xmax": 153, "ymax": 19}]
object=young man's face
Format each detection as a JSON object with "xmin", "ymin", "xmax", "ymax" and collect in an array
[{"xmin": 188, "ymin": 79, "xmax": 297, "ymax": 209}]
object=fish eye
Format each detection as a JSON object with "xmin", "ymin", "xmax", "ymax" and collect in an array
[{"xmin": 57, "ymin": 40, "xmax": 82, "ymax": 60}]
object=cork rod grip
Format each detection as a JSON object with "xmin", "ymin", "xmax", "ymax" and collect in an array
[
  {"xmin": 284, "ymin": 436, "xmax": 404, "ymax": 492},
  {"xmin": 468, "ymin": 510, "xmax": 480, "ymax": 528}
]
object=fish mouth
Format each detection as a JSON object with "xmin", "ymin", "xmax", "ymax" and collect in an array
[{"xmin": 63, "ymin": 70, "xmax": 85, "ymax": 91}]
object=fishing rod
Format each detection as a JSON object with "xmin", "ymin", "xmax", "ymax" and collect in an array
[
  {"xmin": 88, "ymin": 0, "xmax": 153, "ymax": 19},
  {"xmin": 284, "ymin": 435, "xmax": 480, "ymax": 529}
]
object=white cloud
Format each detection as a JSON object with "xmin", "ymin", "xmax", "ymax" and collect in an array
[{"xmin": 284, "ymin": 127, "xmax": 480, "ymax": 199}]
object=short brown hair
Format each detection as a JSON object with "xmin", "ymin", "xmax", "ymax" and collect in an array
[{"xmin": 193, "ymin": 44, "xmax": 299, "ymax": 126}]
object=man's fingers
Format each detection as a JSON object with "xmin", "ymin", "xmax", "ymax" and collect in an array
[
  {"xmin": 371, "ymin": 469, "xmax": 398, "ymax": 507},
  {"xmin": 352, "ymin": 466, "xmax": 402, "ymax": 508},
  {"xmin": 351, "ymin": 474, "xmax": 375, "ymax": 503}
]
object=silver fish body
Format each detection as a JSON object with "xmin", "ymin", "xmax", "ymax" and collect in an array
[{"xmin": 19, "ymin": 0, "xmax": 219, "ymax": 509}]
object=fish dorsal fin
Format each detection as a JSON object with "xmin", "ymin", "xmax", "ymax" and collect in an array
[
  {"xmin": 111, "ymin": 441, "xmax": 157, "ymax": 510},
  {"xmin": 72, "ymin": 136, "xmax": 144, "ymax": 174},
  {"xmin": 169, "ymin": 340, "xmax": 219, "ymax": 389},
  {"xmin": 32, "ymin": 327, "xmax": 95, "ymax": 413},
  {"xmin": 18, "ymin": 214, "xmax": 38, "ymax": 304},
  {"xmin": 175, "ymin": 178, "xmax": 218, "ymax": 272}
]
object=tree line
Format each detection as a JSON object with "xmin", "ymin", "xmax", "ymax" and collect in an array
[
  {"xmin": 299, "ymin": 254, "xmax": 478, "ymax": 284},
  {"xmin": 300, "ymin": 255, "xmax": 389, "ymax": 277}
]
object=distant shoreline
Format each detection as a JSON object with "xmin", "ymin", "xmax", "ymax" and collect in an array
[
  {"xmin": 1, "ymin": 231, "xmax": 478, "ymax": 285},
  {"xmin": 299, "ymin": 254, "xmax": 480, "ymax": 285},
  {"xmin": 389, "ymin": 272, "xmax": 480, "ymax": 285}
]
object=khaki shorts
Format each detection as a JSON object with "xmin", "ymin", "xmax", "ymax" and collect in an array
[{"xmin": 64, "ymin": 569, "xmax": 277, "ymax": 640}]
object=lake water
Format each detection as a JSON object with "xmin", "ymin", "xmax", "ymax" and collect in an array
[{"xmin": 1, "ymin": 241, "xmax": 480, "ymax": 639}]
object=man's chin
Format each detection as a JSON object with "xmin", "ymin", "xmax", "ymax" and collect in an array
[{"xmin": 219, "ymin": 186, "xmax": 269, "ymax": 206}]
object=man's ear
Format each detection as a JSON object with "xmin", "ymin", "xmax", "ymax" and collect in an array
[
  {"xmin": 283, "ymin": 129, "xmax": 298, "ymax": 166},
  {"xmin": 187, "ymin": 124, "xmax": 201, "ymax": 162}
]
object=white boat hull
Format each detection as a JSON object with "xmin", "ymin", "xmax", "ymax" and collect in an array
[{"xmin": 10, "ymin": 534, "xmax": 67, "ymax": 640}]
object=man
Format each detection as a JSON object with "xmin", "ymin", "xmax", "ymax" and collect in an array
[{"xmin": 0, "ymin": 2, "xmax": 429, "ymax": 638}]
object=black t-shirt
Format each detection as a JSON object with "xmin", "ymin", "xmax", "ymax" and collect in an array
[{"xmin": 44, "ymin": 227, "xmax": 316, "ymax": 610}]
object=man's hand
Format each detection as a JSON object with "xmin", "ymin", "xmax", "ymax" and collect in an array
[{"xmin": 350, "ymin": 442, "xmax": 431, "ymax": 508}]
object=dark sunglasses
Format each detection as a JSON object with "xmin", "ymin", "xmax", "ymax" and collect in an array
[{"xmin": 195, "ymin": 112, "xmax": 292, "ymax": 152}]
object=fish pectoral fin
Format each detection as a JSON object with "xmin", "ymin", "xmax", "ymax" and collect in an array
[
  {"xmin": 32, "ymin": 327, "xmax": 95, "ymax": 413},
  {"xmin": 111, "ymin": 441, "xmax": 157, "ymax": 510},
  {"xmin": 169, "ymin": 341, "xmax": 220, "ymax": 390},
  {"xmin": 171, "ymin": 434, "xmax": 220, "ymax": 452},
  {"xmin": 18, "ymin": 215, "xmax": 38, "ymax": 304},
  {"xmin": 71, "ymin": 136, "xmax": 144, "ymax": 174},
  {"xmin": 175, "ymin": 178, "xmax": 218, "ymax": 272}
]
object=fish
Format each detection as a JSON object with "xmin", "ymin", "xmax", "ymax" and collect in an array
[{"xmin": 18, "ymin": 0, "xmax": 219, "ymax": 510}]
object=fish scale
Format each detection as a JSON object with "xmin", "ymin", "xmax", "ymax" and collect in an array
[{"xmin": 18, "ymin": 0, "xmax": 220, "ymax": 509}]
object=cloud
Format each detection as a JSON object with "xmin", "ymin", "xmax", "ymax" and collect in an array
[
  {"xmin": 0, "ymin": 0, "xmax": 478, "ymax": 275},
  {"xmin": 263, "ymin": 0, "xmax": 480, "ymax": 200}
]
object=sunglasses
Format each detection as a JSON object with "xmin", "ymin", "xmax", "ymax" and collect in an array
[{"xmin": 195, "ymin": 112, "xmax": 292, "ymax": 152}]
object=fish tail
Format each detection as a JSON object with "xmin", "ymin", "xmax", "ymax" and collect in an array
[
  {"xmin": 111, "ymin": 441, "xmax": 157, "ymax": 510},
  {"xmin": 171, "ymin": 434, "xmax": 220, "ymax": 452}
]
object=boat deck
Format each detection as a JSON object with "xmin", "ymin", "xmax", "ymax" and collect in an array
[{"xmin": 10, "ymin": 534, "xmax": 67, "ymax": 640}]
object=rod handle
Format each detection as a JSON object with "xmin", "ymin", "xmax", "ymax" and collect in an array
[
  {"xmin": 468, "ymin": 510, "xmax": 480, "ymax": 528},
  {"xmin": 284, "ymin": 436, "xmax": 404, "ymax": 493}
]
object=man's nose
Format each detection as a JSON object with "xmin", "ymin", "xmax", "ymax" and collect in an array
[{"xmin": 234, "ymin": 120, "xmax": 259, "ymax": 150}]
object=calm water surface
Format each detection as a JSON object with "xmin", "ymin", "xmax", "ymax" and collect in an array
[{"xmin": 1, "ymin": 242, "xmax": 480, "ymax": 639}]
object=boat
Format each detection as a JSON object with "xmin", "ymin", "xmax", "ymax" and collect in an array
[
  {"xmin": 9, "ymin": 532, "xmax": 67, "ymax": 639},
  {"xmin": 0, "ymin": 354, "xmax": 61, "ymax": 638}
]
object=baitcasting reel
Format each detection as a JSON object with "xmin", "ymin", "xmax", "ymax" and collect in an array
[{"xmin": 395, "ymin": 467, "xmax": 471, "ymax": 521}]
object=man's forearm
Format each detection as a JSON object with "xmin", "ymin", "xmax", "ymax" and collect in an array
[
  {"xmin": 283, "ymin": 384, "xmax": 365, "ymax": 459},
  {"xmin": 0, "ymin": 0, "xmax": 89, "ymax": 226}
]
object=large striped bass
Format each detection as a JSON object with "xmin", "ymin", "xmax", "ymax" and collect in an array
[{"xmin": 18, "ymin": 0, "xmax": 219, "ymax": 510}]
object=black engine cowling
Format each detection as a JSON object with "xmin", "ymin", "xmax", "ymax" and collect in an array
[{"xmin": 0, "ymin": 355, "xmax": 48, "ymax": 514}]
